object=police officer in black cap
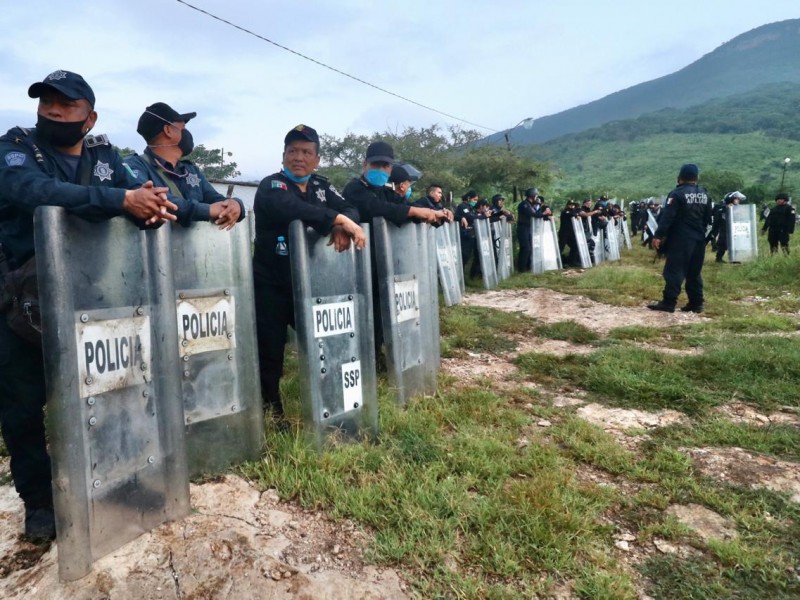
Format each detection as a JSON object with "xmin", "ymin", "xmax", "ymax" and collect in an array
[
  {"xmin": 0, "ymin": 69, "xmax": 177, "ymax": 542},
  {"xmin": 559, "ymin": 199, "xmax": 580, "ymax": 265},
  {"xmin": 763, "ymin": 192, "xmax": 796, "ymax": 254},
  {"xmin": 516, "ymin": 187, "xmax": 540, "ymax": 270},
  {"xmin": 648, "ymin": 163, "xmax": 712, "ymax": 313},
  {"xmin": 490, "ymin": 194, "xmax": 514, "ymax": 222},
  {"xmin": 124, "ymin": 103, "xmax": 245, "ymax": 228},
  {"xmin": 455, "ymin": 191, "xmax": 478, "ymax": 268},
  {"xmin": 253, "ymin": 125, "xmax": 366, "ymax": 419}
]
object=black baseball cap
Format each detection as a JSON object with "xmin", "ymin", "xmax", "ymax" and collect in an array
[
  {"xmin": 28, "ymin": 70, "xmax": 96, "ymax": 107},
  {"xmin": 137, "ymin": 102, "xmax": 196, "ymax": 141},
  {"xmin": 285, "ymin": 124, "xmax": 320, "ymax": 146},
  {"xmin": 775, "ymin": 192, "xmax": 790, "ymax": 201},
  {"xmin": 678, "ymin": 163, "xmax": 699, "ymax": 181},
  {"xmin": 365, "ymin": 141, "xmax": 394, "ymax": 164},
  {"xmin": 492, "ymin": 194, "xmax": 505, "ymax": 202},
  {"xmin": 389, "ymin": 165, "xmax": 410, "ymax": 184}
]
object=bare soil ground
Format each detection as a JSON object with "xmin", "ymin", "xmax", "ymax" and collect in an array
[{"xmin": 1, "ymin": 287, "xmax": 797, "ymax": 599}]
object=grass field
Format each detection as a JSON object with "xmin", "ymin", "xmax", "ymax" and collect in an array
[{"xmin": 240, "ymin": 236, "xmax": 800, "ymax": 599}]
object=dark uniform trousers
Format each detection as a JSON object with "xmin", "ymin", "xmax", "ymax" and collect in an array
[
  {"xmin": 662, "ymin": 238, "xmax": 706, "ymax": 306},
  {"xmin": 768, "ymin": 230, "xmax": 790, "ymax": 254},
  {"xmin": 254, "ymin": 279, "xmax": 294, "ymax": 416},
  {"xmin": 517, "ymin": 224, "xmax": 532, "ymax": 272},
  {"xmin": 0, "ymin": 318, "xmax": 51, "ymax": 508}
]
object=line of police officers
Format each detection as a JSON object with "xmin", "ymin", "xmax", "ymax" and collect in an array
[{"xmin": 0, "ymin": 71, "xmax": 796, "ymax": 547}]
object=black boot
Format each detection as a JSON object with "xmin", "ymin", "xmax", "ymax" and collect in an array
[
  {"xmin": 647, "ymin": 301, "xmax": 675, "ymax": 313},
  {"xmin": 24, "ymin": 505, "xmax": 56, "ymax": 543},
  {"xmin": 680, "ymin": 303, "xmax": 704, "ymax": 313}
]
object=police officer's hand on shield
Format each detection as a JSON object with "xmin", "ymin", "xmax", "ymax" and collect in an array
[
  {"xmin": 328, "ymin": 215, "xmax": 366, "ymax": 251},
  {"xmin": 210, "ymin": 198, "xmax": 242, "ymax": 230},
  {"xmin": 123, "ymin": 180, "xmax": 177, "ymax": 225}
]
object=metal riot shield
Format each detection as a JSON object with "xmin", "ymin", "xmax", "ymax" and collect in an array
[
  {"xmin": 424, "ymin": 225, "xmax": 441, "ymax": 372},
  {"xmin": 645, "ymin": 212, "xmax": 659, "ymax": 244},
  {"xmin": 289, "ymin": 221, "xmax": 378, "ymax": 445},
  {"xmin": 451, "ymin": 220, "xmax": 466, "ymax": 296},
  {"xmin": 373, "ymin": 218, "xmax": 438, "ymax": 405},
  {"xmin": 727, "ymin": 204, "xmax": 758, "ymax": 263},
  {"xmin": 492, "ymin": 220, "xmax": 510, "ymax": 281},
  {"xmin": 571, "ymin": 217, "xmax": 592, "ymax": 268},
  {"xmin": 620, "ymin": 218, "xmax": 632, "ymax": 250},
  {"xmin": 474, "ymin": 218, "xmax": 499, "ymax": 289},
  {"xmin": 531, "ymin": 218, "xmax": 563, "ymax": 273},
  {"xmin": 605, "ymin": 221, "xmax": 621, "ymax": 261},
  {"xmin": 434, "ymin": 222, "xmax": 463, "ymax": 307},
  {"xmin": 170, "ymin": 222, "xmax": 264, "ymax": 477},
  {"xmin": 503, "ymin": 220, "xmax": 514, "ymax": 276},
  {"xmin": 35, "ymin": 208, "xmax": 190, "ymax": 581}
]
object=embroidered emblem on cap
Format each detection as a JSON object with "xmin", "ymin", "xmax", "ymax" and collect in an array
[
  {"xmin": 93, "ymin": 160, "xmax": 114, "ymax": 182},
  {"xmin": 186, "ymin": 173, "xmax": 200, "ymax": 188},
  {"xmin": 47, "ymin": 70, "xmax": 68, "ymax": 81},
  {"xmin": 271, "ymin": 180, "xmax": 287, "ymax": 190},
  {"xmin": 5, "ymin": 152, "xmax": 26, "ymax": 167}
]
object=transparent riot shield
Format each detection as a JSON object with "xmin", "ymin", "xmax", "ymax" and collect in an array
[
  {"xmin": 605, "ymin": 222, "xmax": 621, "ymax": 261},
  {"xmin": 474, "ymin": 218, "xmax": 499, "ymax": 289},
  {"xmin": 451, "ymin": 220, "xmax": 466, "ymax": 296},
  {"xmin": 170, "ymin": 222, "xmax": 264, "ymax": 477},
  {"xmin": 646, "ymin": 212, "xmax": 659, "ymax": 242},
  {"xmin": 373, "ymin": 218, "xmax": 438, "ymax": 405},
  {"xmin": 247, "ymin": 209, "xmax": 256, "ymax": 243},
  {"xmin": 435, "ymin": 223, "xmax": 463, "ymax": 307},
  {"xmin": 571, "ymin": 218, "xmax": 592, "ymax": 268},
  {"xmin": 35, "ymin": 208, "xmax": 190, "ymax": 581},
  {"xmin": 531, "ymin": 219, "xmax": 563, "ymax": 274},
  {"xmin": 492, "ymin": 220, "xmax": 510, "ymax": 281},
  {"xmin": 727, "ymin": 204, "xmax": 758, "ymax": 263},
  {"xmin": 289, "ymin": 221, "xmax": 378, "ymax": 445}
]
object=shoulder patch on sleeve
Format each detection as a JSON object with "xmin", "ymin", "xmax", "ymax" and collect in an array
[
  {"xmin": 271, "ymin": 180, "xmax": 287, "ymax": 190},
  {"xmin": 4, "ymin": 151, "xmax": 26, "ymax": 166},
  {"xmin": 666, "ymin": 197, "xmax": 674, "ymax": 205}
]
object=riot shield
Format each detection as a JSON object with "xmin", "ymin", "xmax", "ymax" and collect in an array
[
  {"xmin": 646, "ymin": 212, "xmax": 659, "ymax": 243},
  {"xmin": 571, "ymin": 218, "xmax": 592, "ymax": 268},
  {"xmin": 425, "ymin": 225, "xmax": 441, "ymax": 372},
  {"xmin": 35, "ymin": 208, "xmax": 190, "ymax": 581},
  {"xmin": 727, "ymin": 204, "xmax": 758, "ymax": 263},
  {"xmin": 373, "ymin": 218, "xmax": 439, "ymax": 405},
  {"xmin": 451, "ymin": 220, "xmax": 466, "ymax": 296},
  {"xmin": 605, "ymin": 221, "xmax": 621, "ymax": 261},
  {"xmin": 170, "ymin": 222, "xmax": 264, "ymax": 477},
  {"xmin": 620, "ymin": 218, "xmax": 632, "ymax": 250},
  {"xmin": 493, "ymin": 220, "xmax": 510, "ymax": 281},
  {"xmin": 531, "ymin": 218, "xmax": 563, "ymax": 274},
  {"xmin": 289, "ymin": 221, "xmax": 378, "ymax": 445},
  {"xmin": 474, "ymin": 218, "xmax": 499, "ymax": 289},
  {"xmin": 504, "ymin": 220, "xmax": 514, "ymax": 276},
  {"xmin": 434, "ymin": 222, "xmax": 463, "ymax": 307}
]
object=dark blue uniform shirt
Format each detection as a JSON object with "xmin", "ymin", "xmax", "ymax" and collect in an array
[{"xmin": 655, "ymin": 183, "xmax": 712, "ymax": 242}]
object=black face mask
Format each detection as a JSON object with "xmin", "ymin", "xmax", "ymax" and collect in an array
[
  {"xmin": 178, "ymin": 129, "xmax": 194, "ymax": 156},
  {"xmin": 35, "ymin": 114, "xmax": 88, "ymax": 148}
]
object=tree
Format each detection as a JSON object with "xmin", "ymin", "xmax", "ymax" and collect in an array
[
  {"xmin": 697, "ymin": 169, "xmax": 745, "ymax": 202},
  {"xmin": 186, "ymin": 144, "xmax": 241, "ymax": 180}
]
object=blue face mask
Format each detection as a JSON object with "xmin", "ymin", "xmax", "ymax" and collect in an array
[
  {"xmin": 365, "ymin": 169, "xmax": 390, "ymax": 187},
  {"xmin": 404, "ymin": 187, "xmax": 413, "ymax": 200},
  {"xmin": 283, "ymin": 168, "xmax": 311, "ymax": 184}
]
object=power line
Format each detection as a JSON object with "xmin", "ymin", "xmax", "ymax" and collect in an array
[{"xmin": 174, "ymin": 0, "xmax": 499, "ymax": 133}]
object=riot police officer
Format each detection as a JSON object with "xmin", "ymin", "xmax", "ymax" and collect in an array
[
  {"xmin": 253, "ymin": 125, "xmax": 366, "ymax": 419},
  {"xmin": 455, "ymin": 191, "xmax": 477, "ymax": 268},
  {"xmin": 0, "ymin": 70, "xmax": 176, "ymax": 541},
  {"xmin": 124, "ymin": 102, "xmax": 245, "ymax": 228},
  {"xmin": 711, "ymin": 191, "xmax": 744, "ymax": 262},
  {"xmin": 648, "ymin": 164, "xmax": 712, "ymax": 313},
  {"xmin": 763, "ymin": 192, "xmax": 796, "ymax": 254},
  {"xmin": 559, "ymin": 200, "xmax": 580, "ymax": 266}
]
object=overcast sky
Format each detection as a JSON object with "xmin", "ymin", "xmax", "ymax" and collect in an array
[{"xmin": 1, "ymin": 1, "xmax": 797, "ymax": 180}]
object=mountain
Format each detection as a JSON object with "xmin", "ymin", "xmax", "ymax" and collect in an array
[
  {"xmin": 489, "ymin": 19, "xmax": 800, "ymax": 146},
  {"xmin": 530, "ymin": 82, "xmax": 800, "ymax": 197}
]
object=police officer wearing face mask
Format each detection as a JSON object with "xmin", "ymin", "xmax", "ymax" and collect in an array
[
  {"xmin": 0, "ymin": 70, "xmax": 177, "ymax": 542},
  {"xmin": 253, "ymin": 124, "xmax": 366, "ymax": 419},
  {"xmin": 123, "ymin": 103, "xmax": 244, "ymax": 230},
  {"xmin": 389, "ymin": 165, "xmax": 414, "ymax": 203}
]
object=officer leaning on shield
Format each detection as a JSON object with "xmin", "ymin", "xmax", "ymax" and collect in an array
[{"xmin": 0, "ymin": 69, "xmax": 249, "ymax": 542}]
